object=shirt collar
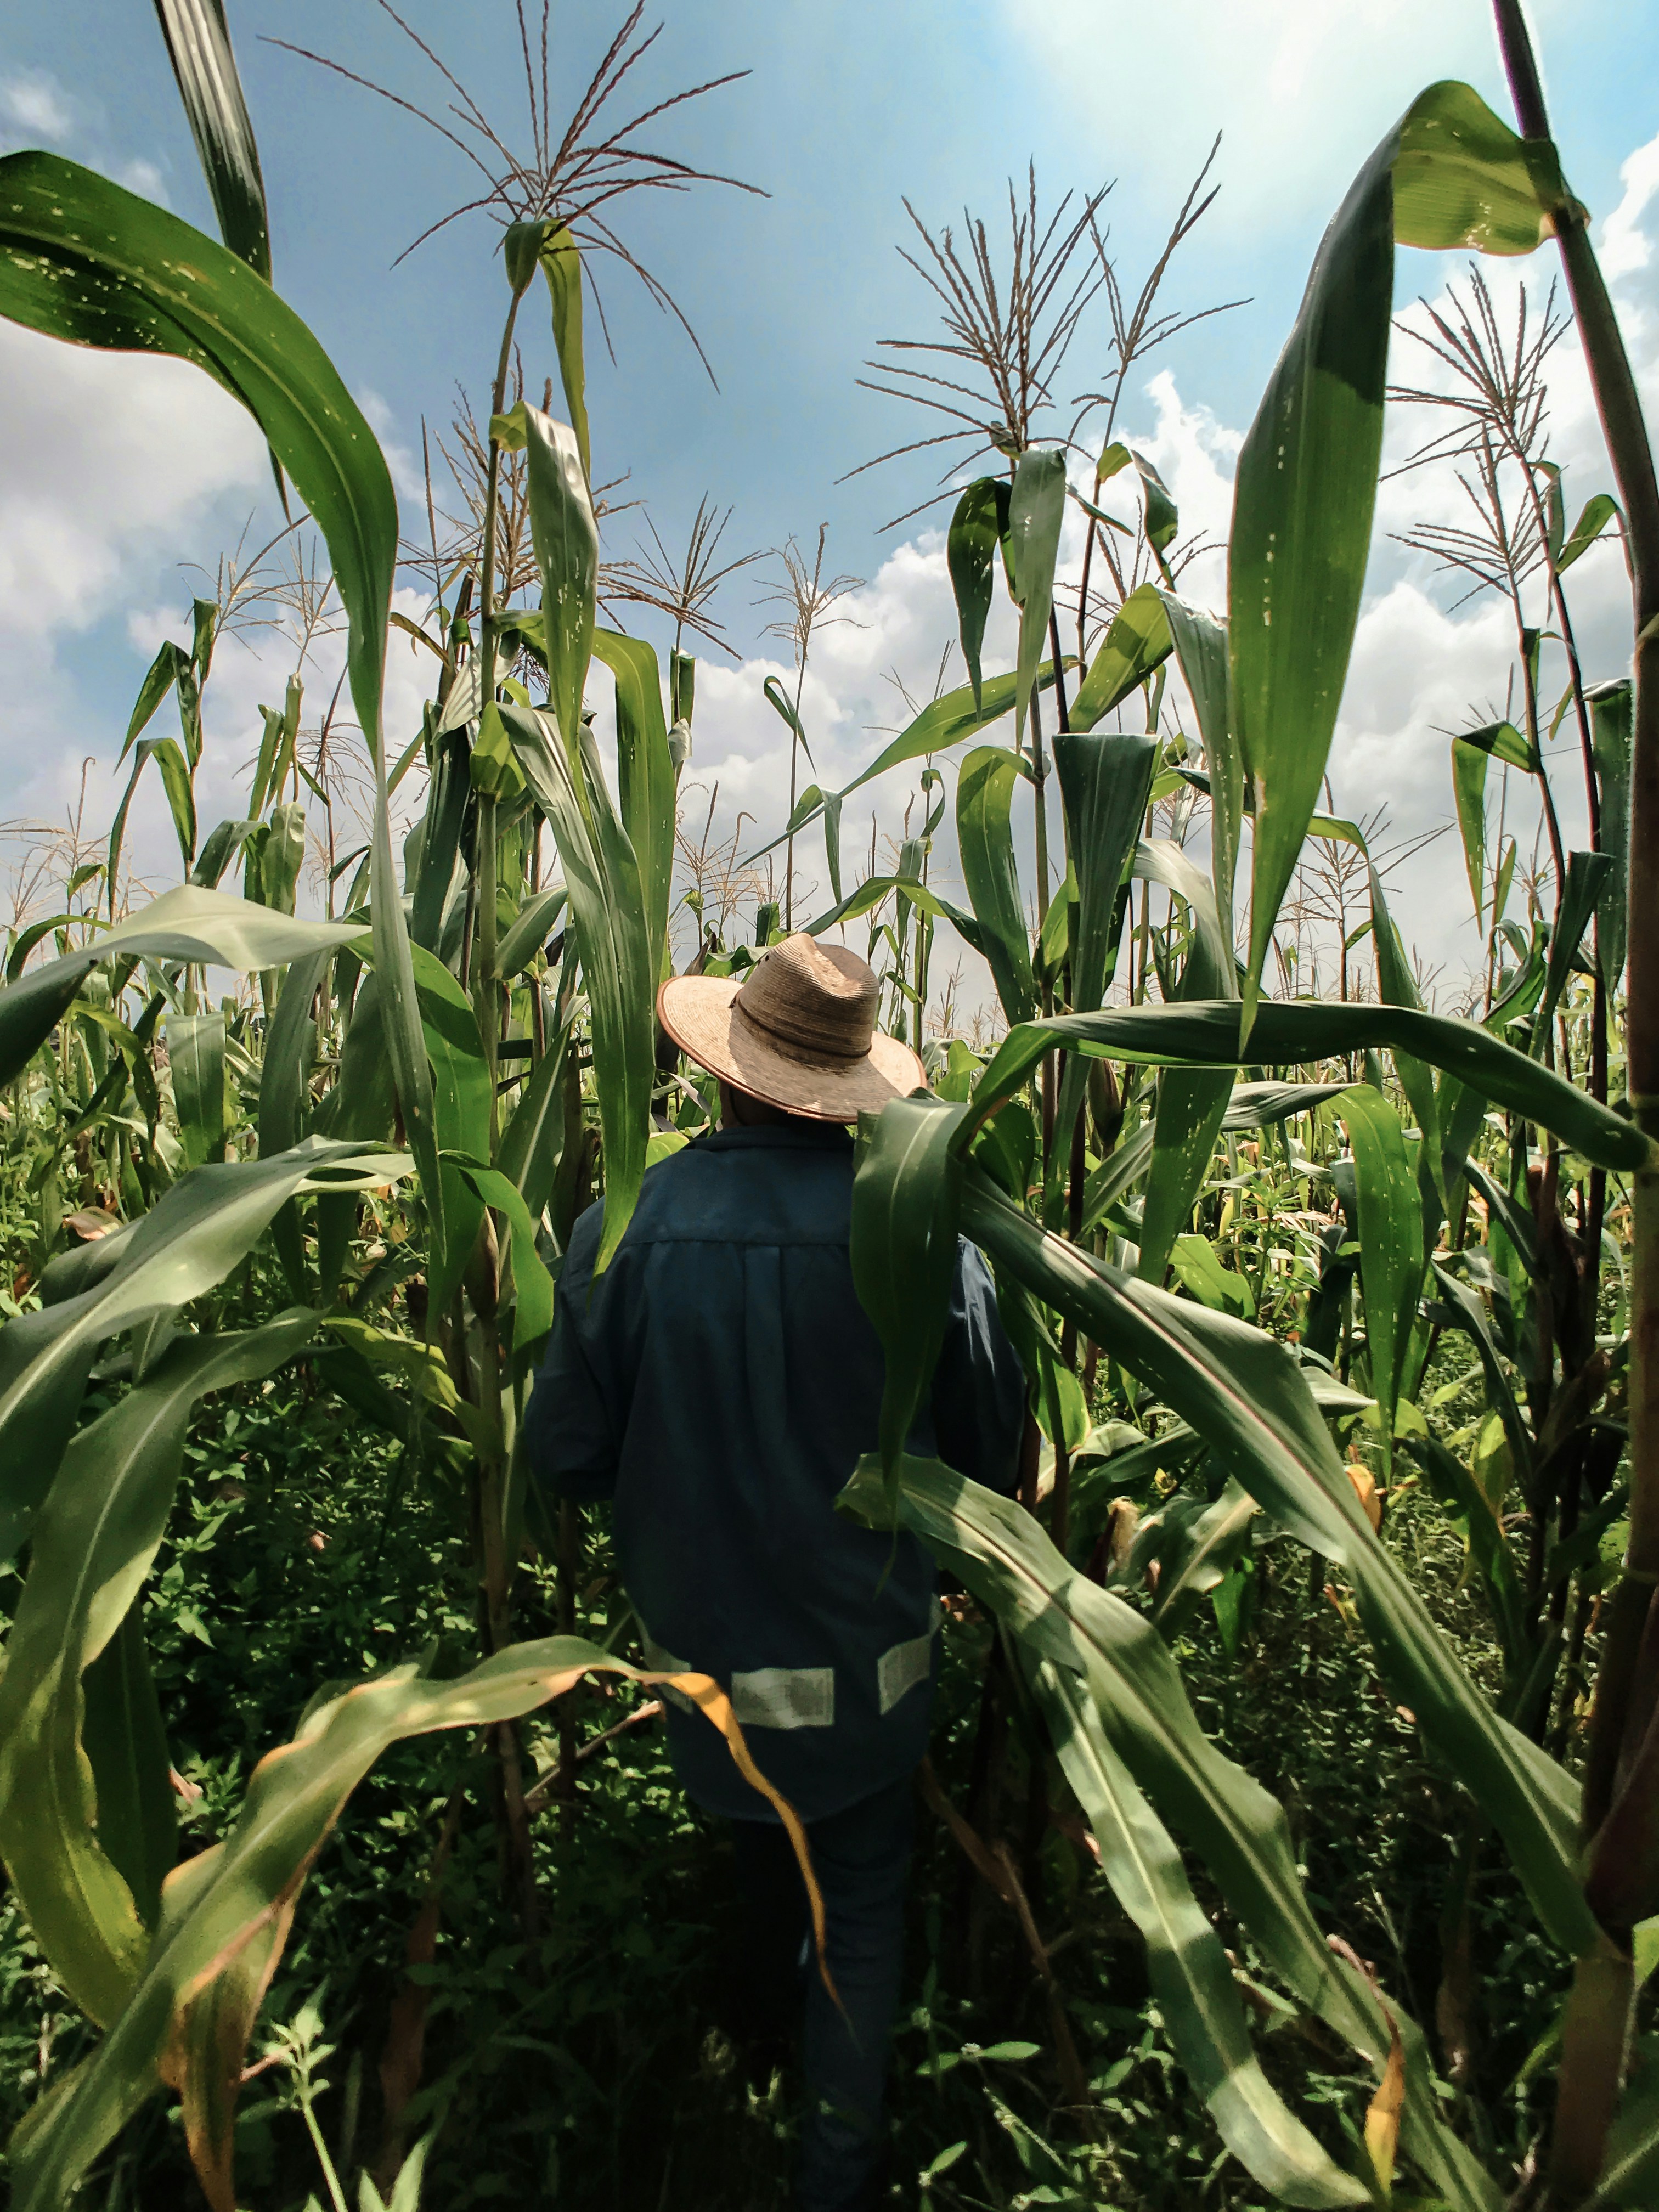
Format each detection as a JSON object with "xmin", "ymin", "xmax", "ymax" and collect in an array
[{"xmin": 692, "ymin": 1122, "xmax": 854, "ymax": 1155}]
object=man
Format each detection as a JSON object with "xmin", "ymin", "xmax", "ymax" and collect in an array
[{"xmin": 526, "ymin": 932, "xmax": 1025, "ymax": 2212}]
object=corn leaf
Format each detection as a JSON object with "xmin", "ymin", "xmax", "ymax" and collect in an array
[
  {"xmin": 152, "ymin": 0, "xmax": 270, "ymax": 283},
  {"xmin": 165, "ymin": 1013, "xmax": 227, "ymax": 1169},
  {"xmin": 956, "ymin": 747, "xmax": 1037, "ymax": 1026},
  {"xmin": 963, "ymin": 1001, "xmax": 1647, "ymax": 1175},
  {"xmin": 1337, "ymin": 1085, "xmax": 1424, "ymax": 1463},
  {"xmin": 1029, "ymin": 1657, "xmax": 1367, "ymax": 2207},
  {"xmin": 8, "ymin": 1640, "xmax": 807, "ymax": 2212},
  {"xmin": 947, "ymin": 477, "xmax": 1007, "ymax": 714},
  {"xmin": 1070, "ymin": 582, "xmax": 1173, "ymax": 733},
  {"xmin": 591, "ymin": 630, "xmax": 675, "ymax": 982},
  {"xmin": 0, "ymin": 1313, "xmax": 318, "ymax": 2028},
  {"xmin": 523, "ymin": 405, "xmax": 597, "ymax": 767},
  {"xmin": 1232, "ymin": 83, "xmax": 1558, "ymax": 1033},
  {"xmin": 1008, "ymin": 448, "xmax": 1067, "ymax": 749},
  {"xmin": 0, "ymin": 1141, "xmax": 405, "ymax": 1562},
  {"xmin": 499, "ymin": 704, "xmax": 653, "ymax": 1273}
]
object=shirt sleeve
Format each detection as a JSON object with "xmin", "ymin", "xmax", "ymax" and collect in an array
[
  {"xmin": 929, "ymin": 1237, "xmax": 1028, "ymax": 1495},
  {"xmin": 523, "ymin": 1205, "xmax": 619, "ymax": 1507}
]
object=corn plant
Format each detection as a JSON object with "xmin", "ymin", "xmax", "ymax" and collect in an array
[{"xmin": 0, "ymin": 2, "xmax": 1655, "ymax": 2209}]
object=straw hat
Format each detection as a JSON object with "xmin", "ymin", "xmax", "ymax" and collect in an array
[{"xmin": 657, "ymin": 934, "xmax": 927, "ymax": 1122}]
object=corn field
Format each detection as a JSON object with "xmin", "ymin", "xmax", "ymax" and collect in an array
[{"xmin": 0, "ymin": 2, "xmax": 1656, "ymax": 2207}]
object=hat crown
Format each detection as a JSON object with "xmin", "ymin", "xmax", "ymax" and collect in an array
[{"xmin": 735, "ymin": 934, "xmax": 877, "ymax": 1065}]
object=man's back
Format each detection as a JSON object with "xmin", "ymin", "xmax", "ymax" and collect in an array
[{"xmin": 526, "ymin": 1120, "xmax": 1023, "ymax": 1820}]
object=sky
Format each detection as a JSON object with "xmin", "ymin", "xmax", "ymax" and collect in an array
[{"xmin": 1, "ymin": 0, "xmax": 1656, "ymax": 1011}]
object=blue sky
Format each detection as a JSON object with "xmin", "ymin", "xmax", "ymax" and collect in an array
[{"xmin": 1, "ymin": 1, "xmax": 1656, "ymax": 993}]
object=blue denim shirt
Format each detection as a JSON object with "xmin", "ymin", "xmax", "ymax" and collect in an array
[{"xmin": 524, "ymin": 1122, "xmax": 1025, "ymax": 1821}]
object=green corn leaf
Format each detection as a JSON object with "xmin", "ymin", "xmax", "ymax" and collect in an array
[
  {"xmin": 408, "ymin": 945, "xmax": 489, "ymax": 1322},
  {"xmin": 0, "ymin": 887, "xmax": 361, "ymax": 1092},
  {"xmin": 954, "ymin": 1171, "xmax": 1590, "ymax": 1955},
  {"xmin": 849, "ymin": 1095, "xmax": 966, "ymax": 1496},
  {"xmin": 493, "ymin": 884, "xmax": 568, "ymax": 980},
  {"xmin": 1556, "ymin": 491, "xmax": 1623, "ymax": 574},
  {"xmin": 947, "ymin": 477, "xmax": 1008, "ymax": 715},
  {"xmin": 0, "ymin": 146, "xmax": 436, "ymax": 1283},
  {"xmin": 1232, "ymin": 83, "xmax": 1559, "ymax": 1035},
  {"xmin": 120, "ymin": 640, "xmax": 189, "ymax": 764},
  {"xmin": 1336, "ymin": 1086, "xmax": 1424, "ymax": 1463},
  {"xmin": 257, "ymin": 949, "xmax": 330, "ymax": 1163},
  {"xmin": 538, "ymin": 224, "xmax": 590, "ymax": 483},
  {"xmin": 6, "ymin": 1638, "xmax": 804, "ymax": 2212},
  {"xmin": 1589, "ymin": 679, "xmax": 1631, "ymax": 989},
  {"xmin": 1128, "ymin": 839, "xmax": 1237, "ymax": 1282},
  {"xmin": 441, "ymin": 1153, "xmax": 555, "ymax": 1355},
  {"xmin": 190, "ymin": 817, "xmax": 259, "ymax": 893},
  {"xmin": 0, "ymin": 1312, "xmax": 318, "ymax": 2028},
  {"xmin": 165, "ymin": 1013, "xmax": 227, "ymax": 1169},
  {"xmin": 1131, "ymin": 451, "xmax": 1179, "ymax": 567},
  {"xmin": 1459, "ymin": 718, "xmax": 1538, "ymax": 771},
  {"xmin": 496, "ymin": 1022, "xmax": 572, "ymax": 1229},
  {"xmin": 0, "ymin": 1141, "xmax": 405, "ymax": 1563},
  {"xmin": 1367, "ymin": 867, "xmax": 1446, "ymax": 1213},
  {"xmin": 838, "ymin": 1448, "xmax": 1491, "ymax": 2207},
  {"xmin": 1008, "ymin": 448, "xmax": 1067, "ymax": 749},
  {"xmin": 152, "ymin": 0, "xmax": 270, "ymax": 281},
  {"xmin": 1028, "ymin": 1658, "xmax": 1366, "ymax": 2208},
  {"xmin": 962, "ymin": 1000, "xmax": 1647, "ymax": 1175},
  {"xmin": 1539, "ymin": 850, "xmax": 1614, "ymax": 1038},
  {"xmin": 258, "ymin": 800, "xmax": 306, "ymax": 917},
  {"xmin": 410, "ymin": 730, "xmax": 472, "ymax": 951},
  {"xmin": 1070, "ymin": 582, "xmax": 1172, "ymax": 733},
  {"xmin": 500, "ymin": 704, "xmax": 653, "ymax": 1274},
  {"xmin": 1407, "ymin": 1430, "xmax": 1531, "ymax": 1673},
  {"xmin": 1149, "ymin": 1479, "xmax": 1259, "ymax": 1639},
  {"xmin": 741, "ymin": 663, "xmax": 1069, "ymax": 868},
  {"xmin": 523, "ymin": 405, "xmax": 597, "ymax": 768},
  {"xmin": 1427, "ymin": 1258, "xmax": 1534, "ymax": 1483},
  {"xmin": 80, "ymin": 1602, "xmax": 174, "ymax": 1937},
  {"xmin": 1160, "ymin": 594, "xmax": 1239, "ymax": 933},
  {"xmin": 1055, "ymin": 732, "xmax": 1156, "ymax": 1018},
  {"xmin": 592, "ymin": 629, "xmax": 675, "ymax": 979},
  {"xmin": 956, "ymin": 746, "xmax": 1037, "ymax": 1026},
  {"xmin": 1452, "ymin": 738, "xmax": 1489, "ymax": 932}
]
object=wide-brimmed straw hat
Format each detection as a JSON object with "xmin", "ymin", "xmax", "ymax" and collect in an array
[{"xmin": 657, "ymin": 933, "xmax": 927, "ymax": 1123}]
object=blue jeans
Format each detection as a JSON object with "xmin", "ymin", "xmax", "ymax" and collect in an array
[{"xmin": 730, "ymin": 1776, "xmax": 915, "ymax": 2212}]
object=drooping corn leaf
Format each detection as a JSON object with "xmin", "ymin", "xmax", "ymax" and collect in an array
[
  {"xmin": 0, "ymin": 148, "xmax": 435, "ymax": 1272},
  {"xmin": 1539, "ymin": 850, "xmax": 1614, "ymax": 1039},
  {"xmin": 849, "ymin": 1096, "xmax": 965, "ymax": 1498},
  {"xmin": 962, "ymin": 1000, "xmax": 1647, "ymax": 1175},
  {"xmin": 7, "ymin": 1641, "xmax": 809, "ymax": 2212},
  {"xmin": 0, "ymin": 1313, "xmax": 318, "ymax": 2028},
  {"xmin": 441, "ymin": 1153, "xmax": 555, "ymax": 1355},
  {"xmin": 1367, "ymin": 865, "xmax": 1446, "ymax": 1211},
  {"xmin": 79, "ymin": 1602, "xmax": 174, "ymax": 1936},
  {"xmin": 1452, "ymin": 738, "xmax": 1490, "ymax": 930},
  {"xmin": 954, "ymin": 1172, "xmax": 1590, "ymax": 1956},
  {"xmin": 0, "ymin": 1141, "xmax": 406, "ymax": 1562},
  {"xmin": 493, "ymin": 884, "xmax": 568, "ymax": 980},
  {"xmin": 1029, "ymin": 1657, "xmax": 1367, "ymax": 2207},
  {"xmin": 837, "ymin": 1449, "xmax": 1495, "ymax": 2209},
  {"xmin": 504, "ymin": 219, "xmax": 590, "ymax": 483},
  {"xmin": 0, "ymin": 886, "xmax": 361, "ymax": 1092}
]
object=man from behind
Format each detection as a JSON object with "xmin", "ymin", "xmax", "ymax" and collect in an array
[{"xmin": 526, "ymin": 932, "xmax": 1025, "ymax": 2212}]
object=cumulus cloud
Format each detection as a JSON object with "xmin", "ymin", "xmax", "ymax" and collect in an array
[
  {"xmin": 0, "ymin": 70, "xmax": 75, "ymax": 146},
  {"xmin": 1600, "ymin": 129, "xmax": 1659, "ymax": 281}
]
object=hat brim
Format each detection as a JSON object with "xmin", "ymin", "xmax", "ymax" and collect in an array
[{"xmin": 657, "ymin": 974, "xmax": 927, "ymax": 1123}]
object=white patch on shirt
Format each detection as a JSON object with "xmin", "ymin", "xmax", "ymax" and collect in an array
[{"xmin": 730, "ymin": 1665, "xmax": 836, "ymax": 1730}]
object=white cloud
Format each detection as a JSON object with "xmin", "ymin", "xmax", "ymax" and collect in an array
[
  {"xmin": 0, "ymin": 71, "xmax": 75, "ymax": 145},
  {"xmin": 1600, "ymin": 129, "xmax": 1659, "ymax": 280}
]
